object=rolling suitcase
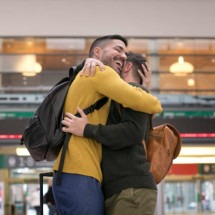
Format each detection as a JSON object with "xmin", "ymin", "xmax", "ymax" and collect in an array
[{"xmin": 39, "ymin": 172, "xmax": 54, "ymax": 215}]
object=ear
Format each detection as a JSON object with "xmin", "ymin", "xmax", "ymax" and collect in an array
[
  {"xmin": 124, "ymin": 62, "xmax": 132, "ymax": 73},
  {"xmin": 93, "ymin": 47, "xmax": 102, "ymax": 59},
  {"xmin": 122, "ymin": 62, "xmax": 133, "ymax": 81}
]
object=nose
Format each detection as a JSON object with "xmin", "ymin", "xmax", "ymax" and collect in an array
[{"xmin": 120, "ymin": 52, "xmax": 127, "ymax": 60}]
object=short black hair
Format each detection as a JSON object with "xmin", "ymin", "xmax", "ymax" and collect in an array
[
  {"xmin": 89, "ymin": 35, "xmax": 128, "ymax": 57},
  {"xmin": 126, "ymin": 51, "xmax": 147, "ymax": 84},
  {"xmin": 126, "ymin": 51, "xmax": 147, "ymax": 75}
]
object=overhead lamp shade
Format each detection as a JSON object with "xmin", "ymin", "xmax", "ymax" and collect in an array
[
  {"xmin": 22, "ymin": 62, "xmax": 43, "ymax": 76},
  {"xmin": 169, "ymin": 56, "xmax": 194, "ymax": 75},
  {"xmin": 0, "ymin": 54, "xmax": 42, "ymax": 75},
  {"xmin": 21, "ymin": 58, "xmax": 42, "ymax": 77}
]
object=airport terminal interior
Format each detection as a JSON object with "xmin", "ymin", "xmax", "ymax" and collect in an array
[{"xmin": 0, "ymin": 36, "xmax": 215, "ymax": 215}]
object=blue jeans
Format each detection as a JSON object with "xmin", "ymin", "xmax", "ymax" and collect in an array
[
  {"xmin": 48, "ymin": 204, "xmax": 58, "ymax": 215},
  {"xmin": 52, "ymin": 173, "xmax": 104, "ymax": 215}
]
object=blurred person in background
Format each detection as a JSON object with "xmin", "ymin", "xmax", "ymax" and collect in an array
[
  {"xmin": 27, "ymin": 187, "xmax": 40, "ymax": 215},
  {"xmin": 44, "ymin": 179, "xmax": 58, "ymax": 215}
]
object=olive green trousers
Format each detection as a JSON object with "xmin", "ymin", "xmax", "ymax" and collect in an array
[{"xmin": 105, "ymin": 188, "xmax": 157, "ymax": 215}]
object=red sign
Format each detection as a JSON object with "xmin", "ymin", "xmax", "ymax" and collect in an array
[{"xmin": 168, "ymin": 164, "xmax": 198, "ymax": 175}]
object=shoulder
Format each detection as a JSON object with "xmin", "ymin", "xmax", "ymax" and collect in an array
[
  {"xmin": 95, "ymin": 65, "xmax": 120, "ymax": 78},
  {"xmin": 93, "ymin": 66, "xmax": 123, "ymax": 86},
  {"xmin": 129, "ymin": 82, "xmax": 149, "ymax": 93}
]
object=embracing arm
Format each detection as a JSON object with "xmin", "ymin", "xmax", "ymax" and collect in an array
[
  {"xmin": 92, "ymin": 66, "xmax": 162, "ymax": 114},
  {"xmin": 62, "ymin": 107, "xmax": 149, "ymax": 150},
  {"xmin": 79, "ymin": 59, "xmax": 160, "ymax": 114},
  {"xmin": 84, "ymin": 83, "xmax": 151, "ymax": 149},
  {"xmin": 84, "ymin": 106, "xmax": 149, "ymax": 150}
]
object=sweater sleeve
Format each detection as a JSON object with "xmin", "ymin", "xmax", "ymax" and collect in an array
[
  {"xmin": 84, "ymin": 83, "xmax": 151, "ymax": 150},
  {"xmin": 84, "ymin": 107, "xmax": 149, "ymax": 150},
  {"xmin": 91, "ymin": 66, "xmax": 162, "ymax": 114}
]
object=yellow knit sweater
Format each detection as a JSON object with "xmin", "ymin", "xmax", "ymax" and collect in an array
[{"xmin": 53, "ymin": 66, "xmax": 162, "ymax": 182}]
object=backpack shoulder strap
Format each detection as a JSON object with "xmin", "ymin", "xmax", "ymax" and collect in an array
[
  {"xmin": 69, "ymin": 60, "xmax": 85, "ymax": 78},
  {"xmin": 56, "ymin": 97, "xmax": 108, "ymax": 186}
]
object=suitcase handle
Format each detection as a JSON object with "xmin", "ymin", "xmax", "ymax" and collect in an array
[{"xmin": 39, "ymin": 172, "xmax": 54, "ymax": 215}]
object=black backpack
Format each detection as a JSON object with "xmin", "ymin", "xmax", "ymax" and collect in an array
[
  {"xmin": 20, "ymin": 75, "xmax": 74, "ymax": 162},
  {"xmin": 20, "ymin": 66, "xmax": 108, "ymax": 184}
]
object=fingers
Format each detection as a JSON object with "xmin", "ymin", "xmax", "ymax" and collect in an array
[
  {"xmin": 137, "ymin": 69, "xmax": 146, "ymax": 86},
  {"xmin": 83, "ymin": 63, "xmax": 91, "ymax": 77},
  {"xmin": 62, "ymin": 113, "xmax": 75, "ymax": 132},
  {"xmin": 64, "ymin": 109, "xmax": 86, "ymax": 121},
  {"xmin": 80, "ymin": 58, "xmax": 104, "ymax": 77},
  {"xmin": 62, "ymin": 126, "xmax": 69, "ymax": 132},
  {"xmin": 77, "ymin": 107, "xmax": 87, "ymax": 118},
  {"xmin": 143, "ymin": 61, "xmax": 149, "ymax": 70},
  {"xmin": 139, "ymin": 61, "xmax": 151, "ymax": 89},
  {"xmin": 62, "ymin": 116, "xmax": 72, "ymax": 126},
  {"xmin": 90, "ymin": 62, "xmax": 96, "ymax": 76},
  {"xmin": 64, "ymin": 112, "xmax": 75, "ymax": 119},
  {"xmin": 98, "ymin": 61, "xmax": 105, "ymax": 71},
  {"xmin": 62, "ymin": 110, "xmax": 87, "ymax": 136},
  {"xmin": 61, "ymin": 119, "xmax": 70, "ymax": 132},
  {"xmin": 137, "ymin": 69, "xmax": 145, "ymax": 79},
  {"xmin": 141, "ymin": 64, "xmax": 147, "ymax": 75},
  {"xmin": 143, "ymin": 62, "xmax": 151, "ymax": 76},
  {"xmin": 80, "ymin": 59, "xmax": 95, "ymax": 77},
  {"xmin": 90, "ymin": 61, "xmax": 104, "ymax": 76}
]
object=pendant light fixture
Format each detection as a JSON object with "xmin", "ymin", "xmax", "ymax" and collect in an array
[{"xmin": 169, "ymin": 56, "xmax": 194, "ymax": 75}]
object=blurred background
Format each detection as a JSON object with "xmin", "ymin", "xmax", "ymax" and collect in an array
[{"xmin": 0, "ymin": 0, "xmax": 215, "ymax": 214}]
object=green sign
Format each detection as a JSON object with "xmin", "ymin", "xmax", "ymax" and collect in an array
[
  {"xmin": 160, "ymin": 110, "xmax": 215, "ymax": 118},
  {"xmin": 0, "ymin": 155, "xmax": 5, "ymax": 168},
  {"xmin": 0, "ymin": 111, "xmax": 34, "ymax": 119},
  {"xmin": 199, "ymin": 164, "xmax": 215, "ymax": 174}
]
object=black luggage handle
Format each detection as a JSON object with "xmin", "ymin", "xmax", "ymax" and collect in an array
[{"xmin": 39, "ymin": 172, "xmax": 54, "ymax": 215}]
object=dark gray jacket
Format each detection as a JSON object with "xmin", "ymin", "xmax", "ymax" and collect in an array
[{"xmin": 84, "ymin": 83, "xmax": 157, "ymax": 199}]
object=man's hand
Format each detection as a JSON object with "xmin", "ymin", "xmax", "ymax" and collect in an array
[
  {"xmin": 138, "ymin": 62, "xmax": 151, "ymax": 90},
  {"xmin": 80, "ymin": 58, "xmax": 104, "ymax": 77},
  {"xmin": 62, "ymin": 107, "xmax": 88, "ymax": 137}
]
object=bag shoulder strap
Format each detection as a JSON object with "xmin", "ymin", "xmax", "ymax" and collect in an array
[
  {"xmin": 142, "ymin": 115, "xmax": 153, "ymax": 159},
  {"xmin": 56, "ymin": 97, "xmax": 108, "ymax": 185}
]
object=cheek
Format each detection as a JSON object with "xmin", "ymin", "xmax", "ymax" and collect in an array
[{"xmin": 101, "ymin": 53, "xmax": 112, "ymax": 65}]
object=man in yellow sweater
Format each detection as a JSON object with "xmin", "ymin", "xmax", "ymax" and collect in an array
[{"xmin": 52, "ymin": 35, "xmax": 162, "ymax": 215}]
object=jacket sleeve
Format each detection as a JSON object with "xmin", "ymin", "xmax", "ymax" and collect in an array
[
  {"xmin": 92, "ymin": 66, "xmax": 162, "ymax": 114},
  {"xmin": 84, "ymin": 105, "xmax": 150, "ymax": 150},
  {"xmin": 84, "ymin": 83, "xmax": 151, "ymax": 150}
]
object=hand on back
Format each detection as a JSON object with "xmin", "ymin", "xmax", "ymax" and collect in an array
[
  {"xmin": 138, "ymin": 62, "xmax": 151, "ymax": 90},
  {"xmin": 62, "ymin": 107, "xmax": 88, "ymax": 136},
  {"xmin": 80, "ymin": 58, "xmax": 104, "ymax": 77}
]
